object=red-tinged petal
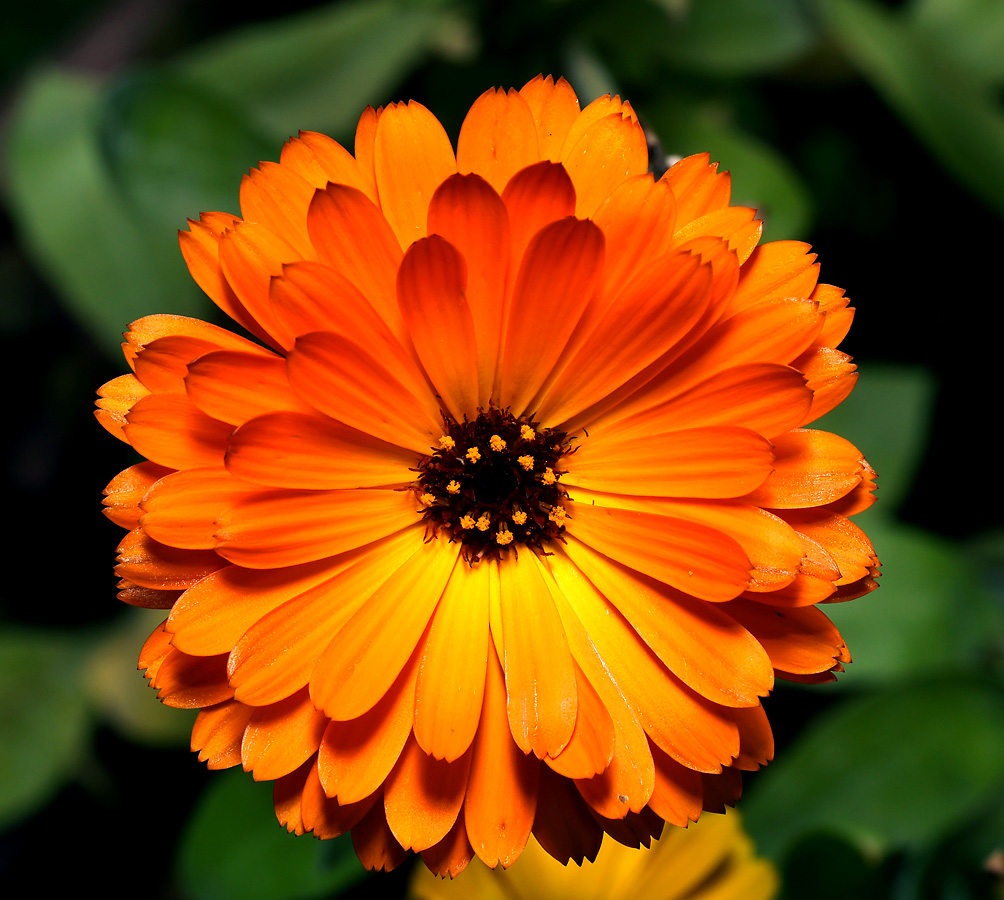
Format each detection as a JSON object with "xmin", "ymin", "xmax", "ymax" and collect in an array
[
  {"xmin": 179, "ymin": 214, "xmax": 276, "ymax": 347},
  {"xmin": 117, "ymin": 582, "xmax": 180, "ymax": 609},
  {"xmin": 353, "ymin": 801, "xmax": 409, "ymax": 872},
  {"xmin": 215, "ymin": 487, "xmax": 417, "ymax": 568},
  {"xmin": 140, "ymin": 467, "xmax": 260, "ymax": 550},
  {"xmin": 414, "ymin": 558, "xmax": 491, "ymax": 763},
  {"xmin": 500, "ymin": 551, "xmax": 577, "ymax": 758},
  {"xmin": 185, "ymin": 349, "xmax": 314, "ymax": 426},
  {"xmin": 518, "ymin": 75, "xmax": 581, "ymax": 162},
  {"xmin": 797, "ymin": 346, "xmax": 858, "ymax": 425},
  {"xmin": 218, "ymin": 221, "xmax": 306, "ymax": 350},
  {"xmin": 500, "ymin": 161, "xmax": 577, "ymax": 272},
  {"xmin": 354, "ymin": 106, "xmax": 380, "ymax": 193},
  {"xmin": 649, "ymin": 742, "xmax": 703, "ymax": 826},
  {"xmin": 287, "ymin": 330, "xmax": 441, "ymax": 455},
  {"xmin": 278, "ymin": 130, "xmax": 373, "ymax": 197},
  {"xmin": 532, "ymin": 767, "xmax": 604, "ymax": 865},
  {"xmin": 103, "ymin": 462, "xmax": 171, "ymax": 529},
  {"xmin": 124, "ymin": 393, "xmax": 232, "ymax": 471},
  {"xmin": 384, "ymin": 735, "xmax": 472, "ymax": 852},
  {"xmin": 534, "ymin": 250, "xmax": 713, "ymax": 425},
  {"xmin": 566, "ymin": 502, "xmax": 751, "ymax": 603},
  {"xmin": 827, "ymin": 566, "xmax": 880, "ymax": 603},
  {"xmin": 546, "ymin": 550, "xmax": 740, "ymax": 774},
  {"xmin": 782, "ymin": 509, "xmax": 878, "ymax": 586},
  {"xmin": 499, "ymin": 217, "xmax": 604, "ymax": 416},
  {"xmin": 192, "ymin": 699, "xmax": 254, "ymax": 769},
  {"xmin": 565, "ymin": 426, "xmax": 773, "ymax": 500},
  {"xmin": 591, "ymin": 806, "xmax": 665, "ymax": 850},
  {"xmin": 544, "ymin": 661, "xmax": 615, "ymax": 780},
  {"xmin": 148, "ymin": 647, "xmax": 232, "ymax": 709},
  {"xmin": 241, "ymin": 689, "xmax": 328, "ymax": 781},
  {"xmin": 427, "ymin": 174, "xmax": 510, "ymax": 406},
  {"xmin": 722, "ymin": 599, "xmax": 850, "ymax": 674},
  {"xmin": 305, "ymin": 184, "xmax": 405, "ymax": 339},
  {"xmin": 301, "ymin": 760, "xmax": 379, "ymax": 838},
  {"xmin": 597, "ymin": 363, "xmax": 812, "ymax": 442},
  {"xmin": 464, "ymin": 641, "xmax": 539, "ymax": 868},
  {"xmin": 731, "ymin": 240, "xmax": 819, "ymax": 313},
  {"xmin": 745, "ymin": 429, "xmax": 865, "ymax": 509},
  {"xmin": 226, "ymin": 411, "xmax": 414, "ymax": 490},
  {"xmin": 733, "ymin": 703, "xmax": 774, "ymax": 771},
  {"xmin": 663, "ymin": 153, "xmax": 732, "ymax": 226},
  {"xmin": 239, "ymin": 162, "xmax": 315, "ymax": 258},
  {"xmin": 116, "ymin": 528, "xmax": 224, "ymax": 589},
  {"xmin": 562, "ymin": 112, "xmax": 650, "ymax": 218},
  {"xmin": 228, "ymin": 530, "xmax": 422, "ymax": 705},
  {"xmin": 592, "ymin": 175, "xmax": 677, "ymax": 301},
  {"xmin": 420, "ymin": 808, "xmax": 475, "ymax": 878},
  {"xmin": 397, "ymin": 235, "xmax": 480, "ymax": 422},
  {"xmin": 561, "ymin": 536, "xmax": 773, "ymax": 707},
  {"xmin": 96, "ymin": 374, "xmax": 149, "ymax": 442},
  {"xmin": 311, "ymin": 538, "xmax": 457, "ymax": 721},
  {"xmin": 457, "ymin": 88, "xmax": 539, "ymax": 193},
  {"xmin": 316, "ymin": 649, "xmax": 419, "ymax": 804},
  {"xmin": 374, "ymin": 101, "xmax": 457, "ymax": 249},
  {"xmin": 700, "ymin": 766, "xmax": 743, "ymax": 813},
  {"xmin": 132, "ymin": 335, "xmax": 223, "ymax": 394}
]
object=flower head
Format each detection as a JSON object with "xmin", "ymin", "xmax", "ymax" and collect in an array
[{"xmin": 97, "ymin": 76, "xmax": 878, "ymax": 876}]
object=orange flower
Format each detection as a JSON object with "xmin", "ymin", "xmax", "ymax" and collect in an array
[
  {"xmin": 410, "ymin": 808, "xmax": 777, "ymax": 900},
  {"xmin": 97, "ymin": 76, "xmax": 879, "ymax": 876}
]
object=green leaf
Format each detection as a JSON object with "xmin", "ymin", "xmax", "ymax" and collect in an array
[
  {"xmin": 5, "ymin": 68, "xmax": 208, "ymax": 357},
  {"xmin": 176, "ymin": 770, "xmax": 368, "ymax": 900},
  {"xmin": 175, "ymin": 0, "xmax": 469, "ymax": 143},
  {"xmin": 743, "ymin": 679, "xmax": 1004, "ymax": 858},
  {"xmin": 644, "ymin": 96, "xmax": 813, "ymax": 240},
  {"xmin": 821, "ymin": 0, "xmax": 1004, "ymax": 221},
  {"xmin": 651, "ymin": 0, "xmax": 816, "ymax": 74},
  {"xmin": 0, "ymin": 630, "xmax": 91, "ymax": 829},
  {"xmin": 813, "ymin": 362, "xmax": 937, "ymax": 514},
  {"xmin": 910, "ymin": 0, "xmax": 1004, "ymax": 88}
]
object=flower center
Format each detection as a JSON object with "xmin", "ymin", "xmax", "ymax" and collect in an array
[{"xmin": 415, "ymin": 406, "xmax": 573, "ymax": 562}]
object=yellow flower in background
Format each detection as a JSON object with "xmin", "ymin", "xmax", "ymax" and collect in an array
[
  {"xmin": 410, "ymin": 810, "xmax": 778, "ymax": 899},
  {"xmin": 97, "ymin": 75, "xmax": 878, "ymax": 875}
]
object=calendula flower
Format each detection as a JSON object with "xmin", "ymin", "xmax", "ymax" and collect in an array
[
  {"xmin": 410, "ymin": 809, "xmax": 777, "ymax": 899},
  {"xmin": 97, "ymin": 75, "xmax": 879, "ymax": 877}
]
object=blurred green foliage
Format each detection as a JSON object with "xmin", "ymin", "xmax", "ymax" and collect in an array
[{"xmin": 2, "ymin": 0, "xmax": 1003, "ymax": 897}]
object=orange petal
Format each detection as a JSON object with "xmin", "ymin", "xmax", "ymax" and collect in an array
[
  {"xmin": 103, "ymin": 462, "xmax": 171, "ymax": 529},
  {"xmin": 532, "ymin": 766, "xmax": 603, "ymax": 864},
  {"xmin": 274, "ymin": 761, "xmax": 311, "ymax": 834},
  {"xmin": 397, "ymin": 235, "xmax": 480, "ymax": 421},
  {"xmin": 192, "ymin": 699, "xmax": 254, "ymax": 769},
  {"xmin": 225, "ymin": 411, "xmax": 414, "ymax": 490},
  {"xmin": 675, "ymin": 205, "xmax": 761, "ymax": 265},
  {"xmin": 124, "ymin": 393, "xmax": 232, "ymax": 471},
  {"xmin": 96, "ymin": 374, "xmax": 149, "ymax": 442},
  {"xmin": 744, "ymin": 429, "xmax": 865, "ymax": 509},
  {"xmin": 500, "ymin": 217, "xmax": 604, "ymax": 416},
  {"xmin": 316, "ymin": 650, "xmax": 419, "ymax": 804},
  {"xmin": 214, "ymin": 487, "xmax": 418, "ymax": 568},
  {"xmin": 116, "ymin": 528, "xmax": 224, "ymax": 589},
  {"xmin": 733, "ymin": 241, "xmax": 819, "ymax": 314},
  {"xmin": 132, "ymin": 335, "xmax": 222, "ymax": 393},
  {"xmin": 565, "ymin": 426, "xmax": 773, "ymax": 499},
  {"xmin": 239, "ymin": 161, "xmax": 316, "ymax": 258},
  {"xmin": 566, "ymin": 502, "xmax": 751, "ymax": 602},
  {"xmin": 518, "ymin": 75, "xmax": 581, "ymax": 162},
  {"xmin": 286, "ymin": 330, "xmax": 441, "ymax": 454},
  {"xmin": 305, "ymin": 184, "xmax": 405, "ymax": 339},
  {"xmin": 649, "ymin": 742, "xmax": 703, "ymax": 826},
  {"xmin": 813, "ymin": 283, "xmax": 854, "ymax": 347},
  {"xmin": 796, "ymin": 345, "xmax": 859, "ymax": 424},
  {"xmin": 352, "ymin": 801, "xmax": 409, "ymax": 872},
  {"xmin": 374, "ymin": 100, "xmax": 457, "ymax": 249},
  {"xmin": 464, "ymin": 641, "xmax": 539, "ymax": 868},
  {"xmin": 148, "ymin": 647, "xmax": 232, "ymax": 709},
  {"xmin": 419, "ymin": 808, "xmax": 475, "ymax": 877},
  {"xmin": 229, "ymin": 529, "xmax": 422, "ymax": 705},
  {"xmin": 300, "ymin": 759, "xmax": 378, "ymax": 838},
  {"xmin": 427, "ymin": 173, "xmax": 510, "ymax": 406},
  {"xmin": 241, "ymin": 688, "xmax": 328, "ymax": 781},
  {"xmin": 414, "ymin": 558, "xmax": 491, "ymax": 763},
  {"xmin": 783, "ymin": 509, "xmax": 878, "ymax": 586},
  {"xmin": 310, "ymin": 538, "xmax": 458, "ymax": 721},
  {"xmin": 116, "ymin": 582, "xmax": 181, "ymax": 610},
  {"xmin": 354, "ymin": 106, "xmax": 380, "ymax": 195},
  {"xmin": 500, "ymin": 161, "xmax": 577, "ymax": 273},
  {"xmin": 500, "ymin": 551, "xmax": 577, "ymax": 758},
  {"xmin": 733, "ymin": 702, "xmax": 774, "ymax": 771},
  {"xmin": 123, "ymin": 313, "xmax": 270, "ymax": 363},
  {"xmin": 544, "ymin": 661, "xmax": 615, "ymax": 780},
  {"xmin": 185, "ymin": 349, "xmax": 314, "ymax": 426},
  {"xmin": 384, "ymin": 735, "xmax": 472, "ymax": 851},
  {"xmin": 278, "ymin": 130, "xmax": 374, "ymax": 198},
  {"xmin": 663, "ymin": 153, "xmax": 732, "ymax": 228},
  {"xmin": 561, "ymin": 535, "xmax": 773, "ymax": 706},
  {"xmin": 457, "ymin": 87, "xmax": 539, "ymax": 193}
]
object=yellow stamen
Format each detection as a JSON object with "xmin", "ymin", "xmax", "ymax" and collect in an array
[
  {"xmin": 476, "ymin": 513, "xmax": 491, "ymax": 532},
  {"xmin": 489, "ymin": 434, "xmax": 507, "ymax": 452},
  {"xmin": 466, "ymin": 447, "xmax": 481, "ymax": 463},
  {"xmin": 438, "ymin": 435, "xmax": 455, "ymax": 451},
  {"xmin": 447, "ymin": 480, "xmax": 461, "ymax": 494},
  {"xmin": 496, "ymin": 527, "xmax": 513, "ymax": 546},
  {"xmin": 512, "ymin": 509, "xmax": 527, "ymax": 526},
  {"xmin": 460, "ymin": 514, "xmax": 476, "ymax": 529},
  {"xmin": 419, "ymin": 492, "xmax": 436, "ymax": 507},
  {"xmin": 520, "ymin": 424, "xmax": 535, "ymax": 440},
  {"xmin": 548, "ymin": 505, "xmax": 567, "ymax": 526},
  {"xmin": 517, "ymin": 454, "xmax": 534, "ymax": 471},
  {"xmin": 541, "ymin": 467, "xmax": 557, "ymax": 485}
]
